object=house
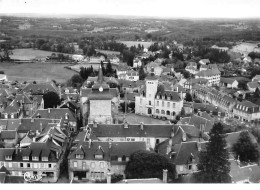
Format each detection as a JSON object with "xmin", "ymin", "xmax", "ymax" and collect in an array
[
  {"xmin": 183, "ymin": 78, "xmax": 209, "ymax": 91},
  {"xmin": 243, "ymin": 56, "xmax": 252, "ymax": 64},
  {"xmin": 199, "ymin": 59, "xmax": 210, "ymax": 65},
  {"xmin": 124, "ymin": 70, "xmax": 139, "ymax": 81},
  {"xmin": 0, "ymin": 130, "xmax": 18, "ymax": 148},
  {"xmin": 195, "ymin": 68, "xmax": 221, "ymax": 86},
  {"xmin": 1, "ymin": 100, "xmax": 22, "ymax": 119},
  {"xmin": 68, "ymin": 141, "xmax": 146, "ymax": 182},
  {"xmin": 135, "ymin": 73, "xmax": 183, "ymax": 119},
  {"xmin": 220, "ymin": 78, "xmax": 238, "ymax": 89},
  {"xmin": 32, "ymin": 108, "xmax": 77, "ymax": 134},
  {"xmin": 21, "ymin": 81, "xmax": 59, "ymax": 95},
  {"xmin": 0, "ymin": 139, "xmax": 67, "ymax": 183},
  {"xmin": 0, "ymin": 74, "xmax": 7, "ymax": 82},
  {"xmin": 172, "ymin": 141, "xmax": 207, "ymax": 176},
  {"xmin": 185, "ymin": 66, "xmax": 199, "ymax": 75},
  {"xmin": 116, "ymin": 63, "xmax": 129, "ymax": 76},
  {"xmin": 133, "ymin": 58, "xmax": 142, "ymax": 68},
  {"xmin": 233, "ymin": 101, "xmax": 260, "ymax": 122},
  {"xmin": 247, "ymin": 82, "xmax": 260, "ymax": 92},
  {"xmin": 252, "ymin": 75, "xmax": 260, "ymax": 82}
]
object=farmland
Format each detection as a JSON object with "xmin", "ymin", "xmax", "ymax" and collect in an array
[
  {"xmin": 0, "ymin": 62, "xmax": 76, "ymax": 83},
  {"xmin": 117, "ymin": 41, "xmax": 154, "ymax": 48},
  {"xmin": 10, "ymin": 48, "xmax": 72, "ymax": 60}
]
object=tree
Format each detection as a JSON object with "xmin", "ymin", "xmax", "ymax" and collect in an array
[
  {"xmin": 125, "ymin": 150, "xmax": 175, "ymax": 180},
  {"xmin": 128, "ymin": 102, "xmax": 135, "ymax": 110},
  {"xmin": 138, "ymin": 66, "xmax": 146, "ymax": 80},
  {"xmin": 182, "ymin": 70, "xmax": 191, "ymax": 79},
  {"xmin": 196, "ymin": 122, "xmax": 231, "ymax": 183},
  {"xmin": 67, "ymin": 74, "xmax": 83, "ymax": 87},
  {"xmin": 233, "ymin": 131, "xmax": 259, "ymax": 163},
  {"xmin": 43, "ymin": 91, "xmax": 61, "ymax": 109},
  {"xmin": 185, "ymin": 93, "xmax": 192, "ymax": 102},
  {"xmin": 106, "ymin": 60, "xmax": 114, "ymax": 76},
  {"xmin": 238, "ymin": 81, "xmax": 247, "ymax": 90}
]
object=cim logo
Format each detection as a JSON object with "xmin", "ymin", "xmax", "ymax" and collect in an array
[{"xmin": 24, "ymin": 172, "xmax": 44, "ymax": 182}]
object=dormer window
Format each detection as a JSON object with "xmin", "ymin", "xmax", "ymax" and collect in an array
[
  {"xmin": 118, "ymin": 157, "xmax": 122, "ymax": 162},
  {"xmin": 32, "ymin": 156, "xmax": 39, "ymax": 161},
  {"xmin": 5, "ymin": 155, "xmax": 12, "ymax": 161},
  {"xmin": 42, "ymin": 157, "xmax": 48, "ymax": 161},
  {"xmin": 76, "ymin": 154, "xmax": 83, "ymax": 159},
  {"xmin": 95, "ymin": 154, "xmax": 103, "ymax": 159},
  {"xmin": 23, "ymin": 156, "xmax": 29, "ymax": 161}
]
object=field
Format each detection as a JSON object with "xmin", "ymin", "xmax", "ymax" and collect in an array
[
  {"xmin": 117, "ymin": 41, "xmax": 154, "ymax": 49},
  {"xmin": 10, "ymin": 49, "xmax": 71, "ymax": 60},
  {"xmin": 0, "ymin": 62, "xmax": 76, "ymax": 83}
]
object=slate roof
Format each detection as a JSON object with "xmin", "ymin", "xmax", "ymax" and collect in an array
[
  {"xmin": 233, "ymin": 101, "xmax": 260, "ymax": 113},
  {"xmin": 68, "ymin": 141, "xmax": 146, "ymax": 161},
  {"xmin": 247, "ymin": 82, "xmax": 260, "ymax": 89},
  {"xmin": 196, "ymin": 68, "xmax": 220, "ymax": 77},
  {"xmin": 220, "ymin": 77, "xmax": 237, "ymax": 84},
  {"xmin": 230, "ymin": 160, "xmax": 260, "ymax": 183},
  {"xmin": 2, "ymin": 100, "xmax": 20, "ymax": 114},
  {"xmin": 17, "ymin": 118, "xmax": 60, "ymax": 133},
  {"xmin": 21, "ymin": 82, "xmax": 59, "ymax": 95},
  {"xmin": 0, "ymin": 130, "xmax": 16, "ymax": 139},
  {"xmin": 173, "ymin": 141, "xmax": 200, "ymax": 165},
  {"xmin": 81, "ymin": 88, "xmax": 118, "ymax": 99},
  {"xmin": 32, "ymin": 108, "xmax": 76, "ymax": 121},
  {"xmin": 156, "ymin": 91, "xmax": 182, "ymax": 102},
  {"xmin": 0, "ymin": 119, "xmax": 21, "ymax": 130}
]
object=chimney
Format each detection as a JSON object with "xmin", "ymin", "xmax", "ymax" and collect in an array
[
  {"xmin": 163, "ymin": 169, "xmax": 168, "ymax": 183},
  {"xmin": 140, "ymin": 122, "xmax": 144, "ymax": 130},
  {"xmin": 106, "ymin": 172, "xmax": 111, "ymax": 184},
  {"xmin": 88, "ymin": 139, "xmax": 92, "ymax": 148},
  {"xmin": 197, "ymin": 142, "xmax": 201, "ymax": 151},
  {"xmin": 93, "ymin": 121, "xmax": 97, "ymax": 128},
  {"xmin": 171, "ymin": 127, "xmax": 175, "ymax": 137},
  {"xmin": 33, "ymin": 137, "xmax": 36, "ymax": 142},
  {"xmin": 124, "ymin": 121, "xmax": 128, "ymax": 128},
  {"xmin": 40, "ymin": 123, "xmax": 43, "ymax": 132},
  {"xmin": 15, "ymin": 145, "xmax": 19, "ymax": 155},
  {"xmin": 48, "ymin": 108, "xmax": 51, "ymax": 113},
  {"xmin": 31, "ymin": 118, "xmax": 34, "ymax": 123},
  {"xmin": 65, "ymin": 113, "xmax": 69, "ymax": 120}
]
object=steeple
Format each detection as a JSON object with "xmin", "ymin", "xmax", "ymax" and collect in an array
[{"xmin": 97, "ymin": 64, "xmax": 104, "ymax": 83}]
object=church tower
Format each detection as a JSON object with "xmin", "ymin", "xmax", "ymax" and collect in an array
[
  {"xmin": 87, "ymin": 65, "xmax": 113, "ymax": 124},
  {"xmin": 145, "ymin": 68, "xmax": 158, "ymax": 115}
]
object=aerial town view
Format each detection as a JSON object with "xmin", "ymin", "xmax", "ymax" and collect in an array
[{"xmin": 1, "ymin": 0, "xmax": 260, "ymax": 185}]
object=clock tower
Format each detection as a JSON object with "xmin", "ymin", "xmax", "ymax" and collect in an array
[{"xmin": 87, "ymin": 65, "xmax": 114, "ymax": 124}]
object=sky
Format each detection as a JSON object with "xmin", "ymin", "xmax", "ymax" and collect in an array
[{"xmin": 0, "ymin": 0, "xmax": 260, "ymax": 19}]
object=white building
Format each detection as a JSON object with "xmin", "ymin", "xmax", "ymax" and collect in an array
[
  {"xmin": 195, "ymin": 68, "xmax": 220, "ymax": 86},
  {"xmin": 135, "ymin": 74, "xmax": 183, "ymax": 120},
  {"xmin": 233, "ymin": 101, "xmax": 260, "ymax": 122}
]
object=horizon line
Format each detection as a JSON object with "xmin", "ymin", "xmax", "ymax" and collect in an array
[{"xmin": 1, "ymin": 12, "xmax": 260, "ymax": 20}]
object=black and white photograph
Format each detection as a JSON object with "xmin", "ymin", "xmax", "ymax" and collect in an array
[{"xmin": 0, "ymin": 0, "xmax": 260, "ymax": 185}]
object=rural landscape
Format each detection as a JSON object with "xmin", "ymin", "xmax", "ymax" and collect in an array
[{"xmin": 1, "ymin": 0, "xmax": 260, "ymax": 185}]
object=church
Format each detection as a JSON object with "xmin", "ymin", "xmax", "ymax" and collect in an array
[
  {"xmin": 135, "ymin": 72, "xmax": 183, "ymax": 120},
  {"xmin": 80, "ymin": 66, "xmax": 120, "ymax": 125}
]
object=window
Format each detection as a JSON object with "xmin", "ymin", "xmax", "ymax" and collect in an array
[
  {"xmin": 161, "ymin": 110, "xmax": 165, "ymax": 115},
  {"xmin": 157, "ymin": 101, "xmax": 159, "ymax": 106},
  {"xmin": 131, "ymin": 138, "xmax": 135, "ymax": 141},
  {"xmin": 11, "ymin": 114, "xmax": 14, "ymax": 119},
  {"xmin": 5, "ymin": 155, "xmax": 12, "ymax": 160},
  {"xmin": 48, "ymin": 164, "xmax": 52, "ymax": 168},
  {"xmin": 162, "ymin": 101, "xmax": 164, "ymax": 107},
  {"xmin": 149, "ymin": 101, "xmax": 151, "ymax": 105},
  {"xmin": 23, "ymin": 156, "xmax": 29, "ymax": 161},
  {"xmin": 4, "ymin": 114, "xmax": 7, "ymax": 119},
  {"xmin": 20, "ymin": 163, "xmax": 23, "ymax": 168},
  {"xmin": 73, "ymin": 161, "xmax": 77, "ymax": 168},
  {"xmin": 76, "ymin": 154, "xmax": 83, "ymax": 159},
  {"xmin": 95, "ymin": 154, "xmax": 103, "ymax": 159},
  {"xmin": 147, "ymin": 138, "xmax": 150, "ymax": 144},
  {"xmin": 189, "ymin": 165, "xmax": 192, "ymax": 170},
  {"xmin": 8, "ymin": 162, "xmax": 12, "ymax": 168},
  {"xmin": 27, "ymin": 163, "xmax": 31, "ymax": 168},
  {"xmin": 32, "ymin": 156, "xmax": 39, "ymax": 161},
  {"xmin": 172, "ymin": 103, "xmax": 176, "ymax": 108},
  {"xmin": 100, "ymin": 162, "xmax": 104, "ymax": 168},
  {"xmin": 149, "ymin": 94, "xmax": 151, "ymax": 97},
  {"xmin": 156, "ymin": 109, "xmax": 159, "ymax": 114},
  {"xmin": 83, "ymin": 162, "xmax": 86, "ymax": 170},
  {"xmin": 91, "ymin": 162, "xmax": 95, "ymax": 168},
  {"xmin": 40, "ymin": 163, "xmax": 44, "ymax": 168},
  {"xmin": 180, "ymin": 166, "xmax": 183, "ymax": 172},
  {"xmin": 101, "ymin": 172, "xmax": 104, "ymax": 179},
  {"xmin": 167, "ymin": 102, "xmax": 170, "ymax": 107},
  {"xmin": 42, "ymin": 157, "xmax": 48, "ymax": 161},
  {"xmin": 118, "ymin": 157, "xmax": 122, "ymax": 162},
  {"xmin": 34, "ymin": 163, "xmax": 38, "ymax": 168}
]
